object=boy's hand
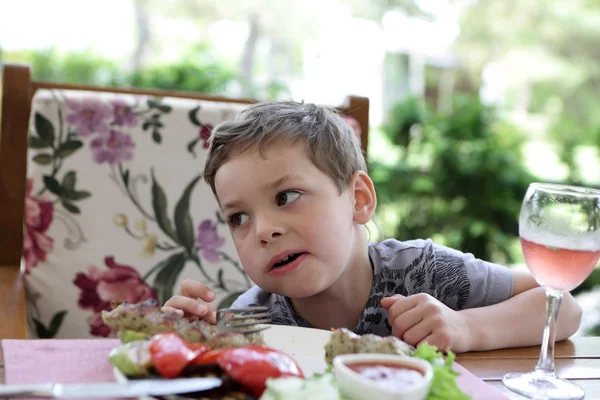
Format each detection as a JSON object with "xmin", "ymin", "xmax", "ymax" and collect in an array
[
  {"xmin": 162, "ymin": 279, "xmax": 218, "ymax": 324},
  {"xmin": 381, "ymin": 293, "xmax": 472, "ymax": 353}
]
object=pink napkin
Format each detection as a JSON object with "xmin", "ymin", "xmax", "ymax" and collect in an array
[
  {"xmin": 2, "ymin": 339, "xmax": 122, "ymax": 400},
  {"xmin": 455, "ymin": 362, "xmax": 510, "ymax": 400}
]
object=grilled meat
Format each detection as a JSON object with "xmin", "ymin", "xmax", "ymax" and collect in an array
[
  {"xmin": 101, "ymin": 299, "xmax": 265, "ymax": 348},
  {"xmin": 324, "ymin": 328, "xmax": 412, "ymax": 364}
]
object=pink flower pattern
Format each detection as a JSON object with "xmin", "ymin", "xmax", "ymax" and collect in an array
[
  {"xmin": 196, "ymin": 220, "xmax": 225, "ymax": 262},
  {"xmin": 66, "ymin": 98, "xmax": 112, "ymax": 137},
  {"xmin": 343, "ymin": 115, "xmax": 362, "ymax": 142},
  {"xmin": 90, "ymin": 130, "xmax": 135, "ymax": 164},
  {"xmin": 23, "ymin": 179, "xmax": 54, "ymax": 273},
  {"xmin": 200, "ymin": 125, "xmax": 213, "ymax": 149},
  {"xmin": 73, "ymin": 256, "xmax": 157, "ymax": 337},
  {"xmin": 111, "ymin": 99, "xmax": 138, "ymax": 127}
]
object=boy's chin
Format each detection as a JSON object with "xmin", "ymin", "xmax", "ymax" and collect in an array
[{"xmin": 273, "ymin": 281, "xmax": 335, "ymax": 300}]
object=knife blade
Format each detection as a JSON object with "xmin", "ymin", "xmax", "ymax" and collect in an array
[{"xmin": 0, "ymin": 377, "xmax": 223, "ymax": 398}]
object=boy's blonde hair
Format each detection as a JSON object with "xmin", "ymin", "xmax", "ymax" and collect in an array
[{"xmin": 204, "ymin": 101, "xmax": 367, "ymax": 197}]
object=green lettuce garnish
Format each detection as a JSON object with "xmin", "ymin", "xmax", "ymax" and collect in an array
[
  {"xmin": 118, "ymin": 329, "xmax": 148, "ymax": 344},
  {"xmin": 411, "ymin": 343, "xmax": 471, "ymax": 400}
]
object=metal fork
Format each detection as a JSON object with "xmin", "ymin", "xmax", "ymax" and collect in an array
[{"xmin": 216, "ymin": 306, "xmax": 271, "ymax": 334}]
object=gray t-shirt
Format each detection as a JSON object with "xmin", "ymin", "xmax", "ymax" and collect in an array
[{"xmin": 231, "ymin": 238, "xmax": 514, "ymax": 336}]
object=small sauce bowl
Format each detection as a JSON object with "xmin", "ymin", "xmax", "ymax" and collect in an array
[{"xmin": 333, "ymin": 354, "xmax": 433, "ymax": 400}]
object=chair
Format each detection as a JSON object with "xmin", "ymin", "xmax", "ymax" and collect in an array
[{"xmin": 0, "ymin": 62, "xmax": 369, "ymax": 339}]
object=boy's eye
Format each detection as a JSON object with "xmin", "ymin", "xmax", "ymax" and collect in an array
[
  {"xmin": 229, "ymin": 213, "xmax": 249, "ymax": 227},
  {"xmin": 276, "ymin": 190, "xmax": 301, "ymax": 207}
]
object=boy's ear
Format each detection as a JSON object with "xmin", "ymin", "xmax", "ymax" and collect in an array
[{"xmin": 350, "ymin": 171, "xmax": 377, "ymax": 224}]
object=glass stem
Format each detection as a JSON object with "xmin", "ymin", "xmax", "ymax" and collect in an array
[{"xmin": 534, "ymin": 289, "xmax": 563, "ymax": 375}]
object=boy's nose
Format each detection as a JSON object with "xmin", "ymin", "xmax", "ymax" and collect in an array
[
  {"xmin": 255, "ymin": 216, "xmax": 284, "ymax": 245},
  {"xmin": 259, "ymin": 231, "xmax": 282, "ymax": 246}
]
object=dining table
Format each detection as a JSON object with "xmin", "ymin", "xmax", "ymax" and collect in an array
[
  {"xmin": 456, "ymin": 336, "xmax": 600, "ymax": 399},
  {"xmin": 1, "ymin": 336, "xmax": 600, "ymax": 399}
]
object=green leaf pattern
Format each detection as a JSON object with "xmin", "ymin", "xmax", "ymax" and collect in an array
[
  {"xmin": 151, "ymin": 169, "xmax": 180, "ymax": 244},
  {"xmin": 174, "ymin": 175, "xmax": 203, "ymax": 255},
  {"xmin": 152, "ymin": 252, "xmax": 188, "ymax": 305},
  {"xmin": 33, "ymin": 310, "xmax": 68, "ymax": 339}
]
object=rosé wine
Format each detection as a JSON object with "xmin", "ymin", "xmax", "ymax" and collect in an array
[{"xmin": 520, "ymin": 237, "xmax": 600, "ymax": 291}]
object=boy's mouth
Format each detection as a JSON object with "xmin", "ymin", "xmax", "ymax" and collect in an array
[{"xmin": 269, "ymin": 251, "xmax": 307, "ymax": 271}]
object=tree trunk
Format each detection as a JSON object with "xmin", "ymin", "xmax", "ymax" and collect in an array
[
  {"xmin": 239, "ymin": 13, "xmax": 260, "ymax": 97},
  {"xmin": 131, "ymin": 0, "xmax": 151, "ymax": 73}
]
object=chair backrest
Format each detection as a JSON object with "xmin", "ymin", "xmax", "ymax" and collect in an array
[
  {"xmin": 0, "ymin": 62, "xmax": 370, "ymax": 339},
  {"xmin": 0, "ymin": 64, "xmax": 31, "ymax": 340}
]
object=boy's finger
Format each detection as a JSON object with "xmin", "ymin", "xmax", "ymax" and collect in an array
[
  {"xmin": 180, "ymin": 280, "xmax": 215, "ymax": 302},
  {"xmin": 381, "ymin": 298, "xmax": 395, "ymax": 309},
  {"xmin": 161, "ymin": 306, "xmax": 184, "ymax": 316},
  {"xmin": 163, "ymin": 295, "xmax": 212, "ymax": 317},
  {"xmin": 402, "ymin": 319, "xmax": 432, "ymax": 347},
  {"xmin": 418, "ymin": 332, "xmax": 450, "ymax": 353},
  {"xmin": 380, "ymin": 294, "xmax": 404, "ymax": 309},
  {"xmin": 208, "ymin": 310, "xmax": 217, "ymax": 324},
  {"xmin": 389, "ymin": 306, "xmax": 423, "ymax": 339},
  {"xmin": 386, "ymin": 295, "xmax": 418, "ymax": 323}
]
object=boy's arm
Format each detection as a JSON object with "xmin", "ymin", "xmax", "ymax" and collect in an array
[{"xmin": 460, "ymin": 270, "xmax": 583, "ymax": 352}]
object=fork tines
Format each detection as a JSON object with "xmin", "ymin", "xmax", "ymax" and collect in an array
[{"xmin": 216, "ymin": 306, "xmax": 271, "ymax": 334}]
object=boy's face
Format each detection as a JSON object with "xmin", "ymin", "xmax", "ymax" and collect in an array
[{"xmin": 214, "ymin": 141, "xmax": 360, "ymax": 299}]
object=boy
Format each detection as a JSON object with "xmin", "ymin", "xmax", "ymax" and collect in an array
[{"xmin": 163, "ymin": 101, "xmax": 582, "ymax": 353}]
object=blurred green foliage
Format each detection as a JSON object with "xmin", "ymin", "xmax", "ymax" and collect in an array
[
  {"xmin": 2, "ymin": 46, "xmax": 235, "ymax": 95},
  {"xmin": 29, "ymin": 48, "xmax": 123, "ymax": 86},
  {"xmin": 454, "ymin": 0, "xmax": 600, "ymax": 185},
  {"xmin": 372, "ymin": 95, "xmax": 535, "ymax": 264},
  {"xmin": 0, "ymin": 46, "xmax": 290, "ymax": 99},
  {"xmin": 128, "ymin": 44, "xmax": 235, "ymax": 94}
]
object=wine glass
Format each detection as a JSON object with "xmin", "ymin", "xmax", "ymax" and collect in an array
[{"xmin": 503, "ymin": 183, "xmax": 600, "ymax": 400}]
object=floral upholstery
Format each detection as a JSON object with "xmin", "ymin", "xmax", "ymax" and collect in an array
[{"xmin": 24, "ymin": 90, "xmax": 253, "ymax": 339}]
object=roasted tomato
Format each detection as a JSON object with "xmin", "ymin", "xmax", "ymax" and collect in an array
[
  {"xmin": 216, "ymin": 345, "xmax": 304, "ymax": 397},
  {"xmin": 149, "ymin": 333, "xmax": 210, "ymax": 378},
  {"xmin": 149, "ymin": 333, "xmax": 303, "ymax": 396},
  {"xmin": 188, "ymin": 342, "xmax": 211, "ymax": 355},
  {"xmin": 191, "ymin": 348, "xmax": 228, "ymax": 365}
]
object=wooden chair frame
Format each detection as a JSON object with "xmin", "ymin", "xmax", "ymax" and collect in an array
[{"xmin": 0, "ymin": 62, "xmax": 369, "ymax": 339}]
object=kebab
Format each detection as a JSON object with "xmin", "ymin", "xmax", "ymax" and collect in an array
[
  {"xmin": 324, "ymin": 328, "xmax": 413, "ymax": 364},
  {"xmin": 101, "ymin": 298, "xmax": 265, "ymax": 348}
]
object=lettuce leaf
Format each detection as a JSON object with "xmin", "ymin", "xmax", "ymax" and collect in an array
[
  {"xmin": 412, "ymin": 343, "xmax": 471, "ymax": 400},
  {"xmin": 260, "ymin": 372, "xmax": 349, "ymax": 400}
]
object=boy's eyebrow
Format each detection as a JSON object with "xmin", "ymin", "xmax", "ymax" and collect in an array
[
  {"xmin": 221, "ymin": 174, "xmax": 304, "ymax": 213},
  {"xmin": 262, "ymin": 173, "xmax": 304, "ymax": 191},
  {"xmin": 221, "ymin": 200, "xmax": 241, "ymax": 214}
]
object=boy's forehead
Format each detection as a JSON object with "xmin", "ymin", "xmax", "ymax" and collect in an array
[
  {"xmin": 222, "ymin": 140, "xmax": 310, "ymax": 172},
  {"xmin": 237, "ymin": 138, "xmax": 307, "ymax": 158},
  {"xmin": 214, "ymin": 141, "xmax": 312, "ymax": 198}
]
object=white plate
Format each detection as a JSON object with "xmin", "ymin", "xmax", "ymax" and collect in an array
[
  {"xmin": 260, "ymin": 325, "xmax": 332, "ymax": 377},
  {"xmin": 113, "ymin": 325, "xmax": 333, "ymax": 398}
]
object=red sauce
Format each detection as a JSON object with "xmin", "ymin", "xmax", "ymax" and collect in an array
[{"xmin": 346, "ymin": 362, "xmax": 424, "ymax": 391}]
